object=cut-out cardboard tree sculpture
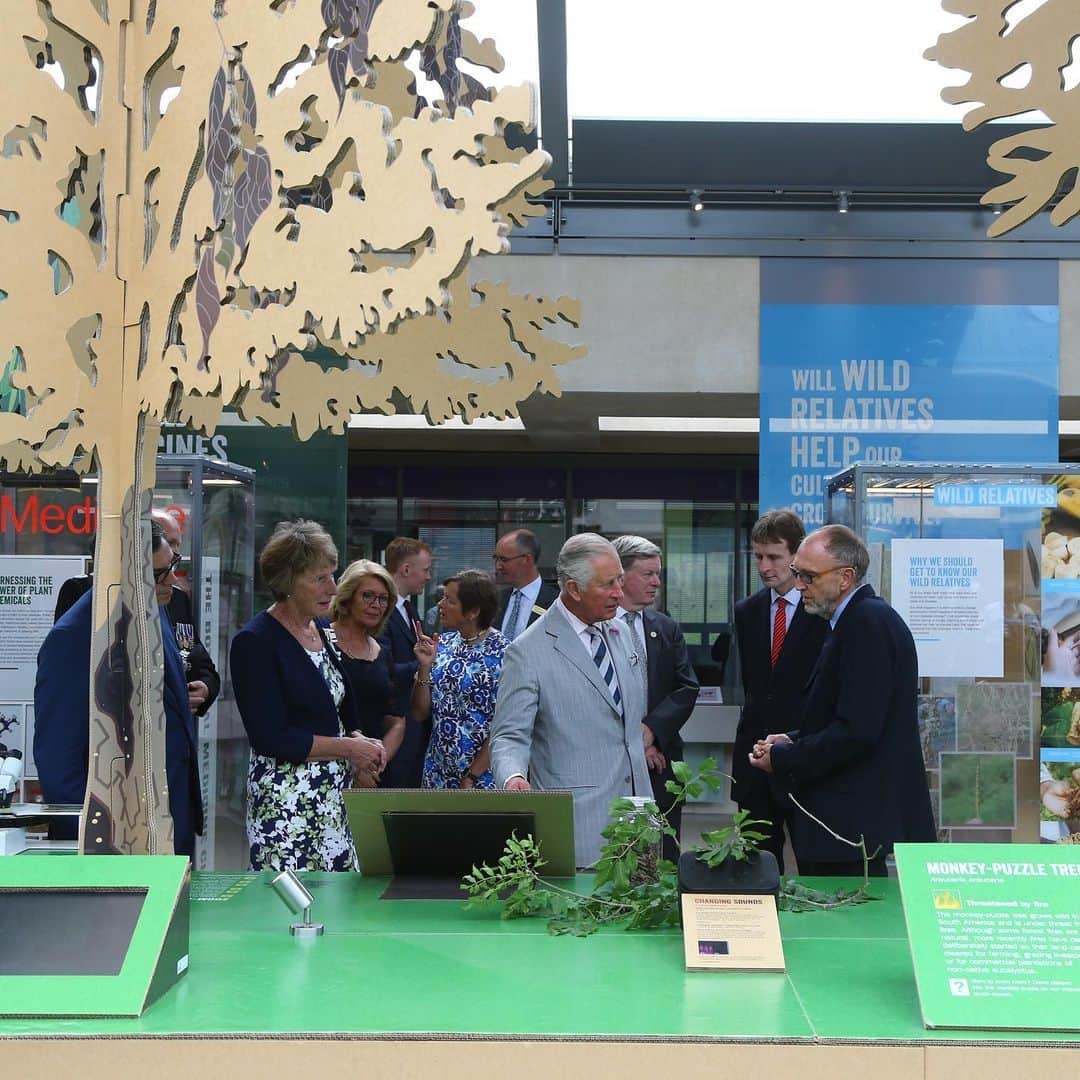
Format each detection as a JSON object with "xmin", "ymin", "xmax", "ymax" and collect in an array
[
  {"xmin": 926, "ymin": 1, "xmax": 1080, "ymax": 237},
  {"xmin": 0, "ymin": 0, "xmax": 582, "ymax": 854}
]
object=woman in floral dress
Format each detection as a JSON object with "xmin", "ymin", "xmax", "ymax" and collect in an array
[
  {"xmin": 412, "ymin": 569, "xmax": 506, "ymax": 789},
  {"xmin": 230, "ymin": 520, "xmax": 387, "ymax": 871}
]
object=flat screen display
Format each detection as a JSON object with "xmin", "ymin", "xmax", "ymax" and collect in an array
[{"xmin": 0, "ymin": 889, "xmax": 147, "ymax": 976}]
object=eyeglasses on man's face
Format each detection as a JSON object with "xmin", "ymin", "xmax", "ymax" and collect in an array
[
  {"xmin": 358, "ymin": 590, "xmax": 390, "ymax": 608},
  {"xmin": 788, "ymin": 563, "xmax": 852, "ymax": 586},
  {"xmin": 153, "ymin": 553, "xmax": 182, "ymax": 582},
  {"xmin": 493, "ymin": 553, "xmax": 527, "ymax": 565}
]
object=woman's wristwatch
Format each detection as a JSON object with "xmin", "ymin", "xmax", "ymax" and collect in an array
[{"xmin": 463, "ymin": 768, "xmax": 483, "ymax": 784}]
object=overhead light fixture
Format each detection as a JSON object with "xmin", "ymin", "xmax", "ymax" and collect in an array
[
  {"xmin": 836, "ymin": 189, "xmax": 851, "ymax": 214},
  {"xmin": 1060, "ymin": 421, "xmax": 1080, "ymax": 435},
  {"xmin": 689, "ymin": 189, "xmax": 704, "ymax": 213},
  {"xmin": 348, "ymin": 415, "xmax": 525, "ymax": 431},
  {"xmin": 598, "ymin": 417, "xmax": 759, "ymax": 434}
]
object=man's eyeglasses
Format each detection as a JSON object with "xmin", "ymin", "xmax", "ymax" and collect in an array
[
  {"xmin": 153, "ymin": 553, "xmax": 182, "ymax": 582},
  {"xmin": 788, "ymin": 563, "xmax": 852, "ymax": 586},
  {"xmin": 358, "ymin": 590, "xmax": 390, "ymax": 608},
  {"xmin": 493, "ymin": 553, "xmax": 527, "ymax": 565}
]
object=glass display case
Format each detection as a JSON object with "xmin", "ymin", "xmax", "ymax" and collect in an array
[
  {"xmin": 826, "ymin": 463, "xmax": 1080, "ymax": 848},
  {"xmin": 155, "ymin": 456, "xmax": 255, "ymax": 871},
  {"xmin": 1, "ymin": 458, "xmax": 254, "ymax": 866}
]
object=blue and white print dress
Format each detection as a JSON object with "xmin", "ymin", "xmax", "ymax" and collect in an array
[{"xmin": 421, "ymin": 629, "xmax": 507, "ymax": 789}]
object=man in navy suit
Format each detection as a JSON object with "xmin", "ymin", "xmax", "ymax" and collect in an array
[
  {"xmin": 494, "ymin": 529, "xmax": 558, "ymax": 642},
  {"xmin": 613, "ymin": 535, "xmax": 699, "ymax": 862},
  {"xmin": 381, "ymin": 536, "xmax": 433, "ymax": 787},
  {"xmin": 733, "ymin": 510, "xmax": 829, "ymax": 872},
  {"xmin": 34, "ymin": 520, "xmax": 203, "ymax": 856},
  {"xmin": 749, "ymin": 524, "xmax": 935, "ymax": 876}
]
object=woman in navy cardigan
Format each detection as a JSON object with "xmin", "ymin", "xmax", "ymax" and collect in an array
[{"xmin": 231, "ymin": 520, "xmax": 386, "ymax": 871}]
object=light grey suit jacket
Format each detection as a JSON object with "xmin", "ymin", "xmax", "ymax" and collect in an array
[{"xmin": 490, "ymin": 603, "xmax": 651, "ymax": 867}]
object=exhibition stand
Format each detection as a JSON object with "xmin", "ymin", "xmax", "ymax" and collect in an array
[{"xmin": 2, "ymin": 871, "xmax": 1077, "ymax": 1078}]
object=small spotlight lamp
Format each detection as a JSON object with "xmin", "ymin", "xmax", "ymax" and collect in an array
[{"xmin": 271, "ymin": 869, "xmax": 324, "ymax": 938}]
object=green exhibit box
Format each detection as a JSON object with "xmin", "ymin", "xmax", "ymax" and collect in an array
[
  {"xmin": 0, "ymin": 855, "xmax": 191, "ymax": 1018},
  {"xmin": 895, "ymin": 842, "xmax": 1080, "ymax": 1032}
]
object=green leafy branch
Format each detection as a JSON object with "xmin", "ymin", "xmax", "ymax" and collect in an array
[
  {"xmin": 463, "ymin": 758, "xmax": 725, "ymax": 935},
  {"xmin": 462, "ymin": 758, "xmax": 880, "ymax": 934}
]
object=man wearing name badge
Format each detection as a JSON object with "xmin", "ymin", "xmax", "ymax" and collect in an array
[
  {"xmin": 493, "ymin": 528, "xmax": 557, "ymax": 644},
  {"xmin": 490, "ymin": 533, "xmax": 651, "ymax": 868},
  {"xmin": 34, "ymin": 520, "xmax": 203, "ymax": 855},
  {"xmin": 748, "ymin": 524, "xmax": 935, "ymax": 877},
  {"xmin": 732, "ymin": 510, "xmax": 828, "ymax": 872},
  {"xmin": 612, "ymin": 534, "xmax": 699, "ymax": 862},
  {"xmin": 382, "ymin": 536, "xmax": 433, "ymax": 787}
]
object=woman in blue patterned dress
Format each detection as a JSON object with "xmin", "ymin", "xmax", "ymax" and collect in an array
[
  {"xmin": 231, "ymin": 520, "xmax": 387, "ymax": 871},
  {"xmin": 412, "ymin": 569, "xmax": 506, "ymax": 789}
]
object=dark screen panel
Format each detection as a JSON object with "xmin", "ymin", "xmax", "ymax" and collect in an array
[
  {"xmin": 382, "ymin": 811, "xmax": 536, "ymax": 878},
  {"xmin": 0, "ymin": 890, "xmax": 147, "ymax": 976}
]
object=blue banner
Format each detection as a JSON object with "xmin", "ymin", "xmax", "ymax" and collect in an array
[{"xmin": 759, "ymin": 259, "xmax": 1059, "ymax": 525}]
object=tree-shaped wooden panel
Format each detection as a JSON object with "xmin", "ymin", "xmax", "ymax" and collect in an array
[
  {"xmin": 0, "ymin": 0, "xmax": 581, "ymax": 855},
  {"xmin": 926, "ymin": 1, "xmax": 1080, "ymax": 237}
]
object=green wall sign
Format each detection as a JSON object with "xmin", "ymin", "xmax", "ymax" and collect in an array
[{"xmin": 895, "ymin": 842, "xmax": 1080, "ymax": 1031}]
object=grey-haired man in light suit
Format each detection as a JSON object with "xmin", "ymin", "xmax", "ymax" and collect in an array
[{"xmin": 490, "ymin": 533, "xmax": 651, "ymax": 867}]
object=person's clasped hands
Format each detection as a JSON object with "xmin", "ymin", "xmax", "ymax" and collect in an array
[
  {"xmin": 748, "ymin": 732, "xmax": 793, "ymax": 774},
  {"xmin": 345, "ymin": 731, "xmax": 387, "ymax": 787}
]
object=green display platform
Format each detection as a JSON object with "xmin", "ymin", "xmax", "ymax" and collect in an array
[
  {"xmin": 3, "ymin": 873, "xmax": 1079, "ymax": 1080},
  {"xmin": 0, "ymin": 872, "xmax": 1077, "ymax": 1045}
]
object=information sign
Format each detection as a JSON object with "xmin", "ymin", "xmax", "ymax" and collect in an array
[
  {"xmin": 895, "ymin": 842, "xmax": 1080, "ymax": 1031},
  {"xmin": 890, "ymin": 539, "xmax": 1004, "ymax": 677},
  {"xmin": 680, "ymin": 893, "xmax": 785, "ymax": 972}
]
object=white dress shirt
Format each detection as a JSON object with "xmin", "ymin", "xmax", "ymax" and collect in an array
[{"xmin": 502, "ymin": 574, "xmax": 544, "ymax": 640}]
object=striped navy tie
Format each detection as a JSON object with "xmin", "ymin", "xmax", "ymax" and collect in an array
[{"xmin": 586, "ymin": 625, "xmax": 622, "ymax": 714}]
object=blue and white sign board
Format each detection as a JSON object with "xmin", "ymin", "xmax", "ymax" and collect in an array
[
  {"xmin": 759, "ymin": 260, "xmax": 1059, "ymax": 524},
  {"xmin": 890, "ymin": 539, "xmax": 1004, "ymax": 678}
]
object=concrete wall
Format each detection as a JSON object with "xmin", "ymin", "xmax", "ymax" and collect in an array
[{"xmin": 474, "ymin": 254, "xmax": 760, "ymax": 395}]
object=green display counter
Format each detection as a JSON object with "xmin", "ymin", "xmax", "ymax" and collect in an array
[{"xmin": 2, "ymin": 873, "xmax": 1078, "ymax": 1079}]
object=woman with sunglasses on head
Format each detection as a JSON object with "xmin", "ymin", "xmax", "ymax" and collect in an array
[
  {"xmin": 231, "ymin": 520, "xmax": 387, "ymax": 872},
  {"xmin": 412, "ymin": 569, "xmax": 506, "ymax": 790},
  {"xmin": 327, "ymin": 560, "xmax": 406, "ymax": 773}
]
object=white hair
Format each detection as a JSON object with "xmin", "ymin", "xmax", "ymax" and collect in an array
[
  {"xmin": 557, "ymin": 533, "xmax": 619, "ymax": 591},
  {"xmin": 612, "ymin": 534, "xmax": 661, "ymax": 570}
]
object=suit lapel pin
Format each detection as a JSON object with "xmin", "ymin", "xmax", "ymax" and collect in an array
[{"xmin": 649, "ymin": 630, "xmax": 657, "ymax": 638}]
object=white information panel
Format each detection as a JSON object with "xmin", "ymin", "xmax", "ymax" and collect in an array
[
  {"xmin": 0, "ymin": 556, "xmax": 87, "ymax": 700},
  {"xmin": 890, "ymin": 539, "xmax": 1004, "ymax": 678}
]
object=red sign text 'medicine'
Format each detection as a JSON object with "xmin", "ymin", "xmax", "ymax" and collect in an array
[{"xmin": 0, "ymin": 494, "xmax": 97, "ymax": 534}]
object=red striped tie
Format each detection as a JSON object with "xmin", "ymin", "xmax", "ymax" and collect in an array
[{"xmin": 771, "ymin": 597, "xmax": 787, "ymax": 667}]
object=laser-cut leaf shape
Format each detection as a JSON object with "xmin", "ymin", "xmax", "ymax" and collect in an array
[
  {"xmin": 194, "ymin": 246, "xmax": 219, "ymax": 370},
  {"xmin": 234, "ymin": 146, "xmax": 272, "ymax": 253}
]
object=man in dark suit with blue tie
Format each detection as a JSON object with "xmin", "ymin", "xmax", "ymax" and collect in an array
[
  {"xmin": 34, "ymin": 519, "xmax": 203, "ymax": 855},
  {"xmin": 381, "ymin": 536, "xmax": 433, "ymax": 787},
  {"xmin": 613, "ymin": 535, "xmax": 699, "ymax": 862},
  {"xmin": 733, "ymin": 510, "xmax": 829, "ymax": 872},
  {"xmin": 748, "ymin": 524, "xmax": 935, "ymax": 876},
  {"xmin": 494, "ymin": 529, "xmax": 558, "ymax": 644}
]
